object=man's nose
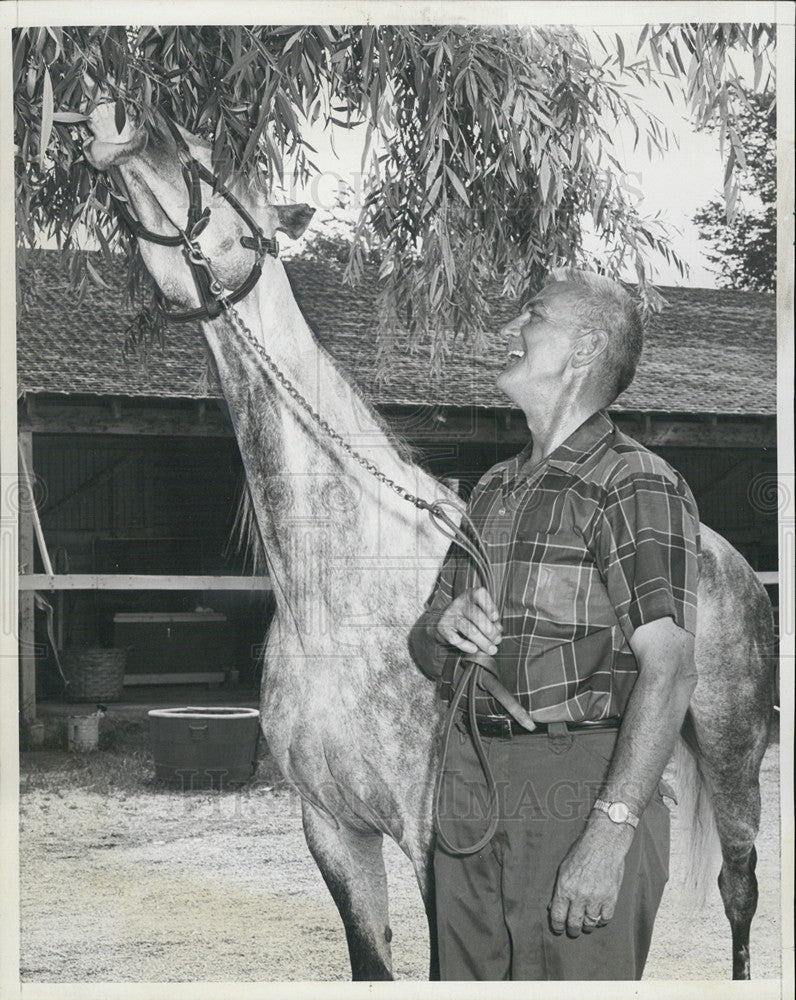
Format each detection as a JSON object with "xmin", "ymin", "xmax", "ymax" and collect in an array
[{"xmin": 500, "ymin": 311, "xmax": 529, "ymax": 339}]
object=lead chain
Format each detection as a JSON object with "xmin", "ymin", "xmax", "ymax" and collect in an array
[{"xmin": 212, "ymin": 290, "xmax": 431, "ymax": 512}]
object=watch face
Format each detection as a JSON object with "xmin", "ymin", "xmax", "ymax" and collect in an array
[{"xmin": 607, "ymin": 802, "xmax": 630, "ymax": 824}]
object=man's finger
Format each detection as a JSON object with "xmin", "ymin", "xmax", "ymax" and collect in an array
[
  {"xmin": 472, "ymin": 587, "xmax": 501, "ymax": 621},
  {"xmin": 463, "ymin": 603, "xmax": 502, "ymax": 643},
  {"xmin": 581, "ymin": 909, "xmax": 602, "ymax": 934},
  {"xmin": 437, "ymin": 624, "xmax": 478, "ymax": 655},
  {"xmin": 456, "ymin": 616, "xmax": 499, "ymax": 654},
  {"xmin": 451, "ymin": 638, "xmax": 479, "ymax": 655},
  {"xmin": 548, "ymin": 894, "xmax": 569, "ymax": 935},
  {"xmin": 566, "ymin": 900, "xmax": 586, "ymax": 938},
  {"xmin": 599, "ymin": 901, "xmax": 616, "ymax": 925}
]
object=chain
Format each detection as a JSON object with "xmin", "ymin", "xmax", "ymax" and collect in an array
[{"xmin": 191, "ymin": 250, "xmax": 433, "ymax": 511}]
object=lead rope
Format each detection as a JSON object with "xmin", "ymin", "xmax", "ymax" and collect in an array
[{"xmin": 426, "ymin": 503, "xmax": 504, "ymax": 855}]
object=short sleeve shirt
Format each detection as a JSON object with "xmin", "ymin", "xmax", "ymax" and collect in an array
[{"xmin": 426, "ymin": 410, "xmax": 700, "ymax": 723}]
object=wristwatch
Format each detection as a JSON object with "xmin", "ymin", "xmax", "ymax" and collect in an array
[{"xmin": 592, "ymin": 799, "xmax": 639, "ymax": 828}]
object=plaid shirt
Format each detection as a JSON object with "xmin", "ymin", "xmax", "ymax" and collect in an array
[{"xmin": 426, "ymin": 410, "xmax": 700, "ymax": 723}]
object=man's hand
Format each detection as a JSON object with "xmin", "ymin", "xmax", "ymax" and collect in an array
[
  {"xmin": 548, "ymin": 816, "xmax": 633, "ymax": 937},
  {"xmin": 433, "ymin": 586, "xmax": 502, "ymax": 657}
]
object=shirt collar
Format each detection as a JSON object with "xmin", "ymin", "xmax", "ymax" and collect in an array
[{"xmin": 516, "ymin": 409, "xmax": 615, "ymax": 479}]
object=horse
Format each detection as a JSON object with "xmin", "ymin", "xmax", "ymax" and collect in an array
[{"xmin": 82, "ymin": 104, "xmax": 775, "ymax": 980}]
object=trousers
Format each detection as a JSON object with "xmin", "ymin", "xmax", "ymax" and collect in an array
[{"xmin": 433, "ymin": 721, "xmax": 670, "ymax": 980}]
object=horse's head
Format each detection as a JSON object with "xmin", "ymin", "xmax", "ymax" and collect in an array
[{"xmin": 83, "ymin": 102, "xmax": 314, "ymax": 317}]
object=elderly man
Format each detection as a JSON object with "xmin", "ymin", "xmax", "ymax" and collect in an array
[{"xmin": 409, "ymin": 269, "xmax": 700, "ymax": 981}]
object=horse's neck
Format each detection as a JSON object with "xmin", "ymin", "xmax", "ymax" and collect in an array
[{"xmin": 201, "ymin": 261, "xmax": 452, "ymax": 624}]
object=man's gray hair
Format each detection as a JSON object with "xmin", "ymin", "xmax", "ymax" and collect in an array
[{"xmin": 544, "ymin": 268, "xmax": 644, "ymax": 403}]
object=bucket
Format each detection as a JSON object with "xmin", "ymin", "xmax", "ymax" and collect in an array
[
  {"xmin": 28, "ymin": 720, "xmax": 46, "ymax": 746},
  {"xmin": 148, "ymin": 707, "xmax": 260, "ymax": 789},
  {"xmin": 67, "ymin": 713, "xmax": 100, "ymax": 752}
]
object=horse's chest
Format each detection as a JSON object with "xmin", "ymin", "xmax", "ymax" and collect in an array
[{"xmin": 259, "ymin": 618, "xmax": 435, "ymax": 779}]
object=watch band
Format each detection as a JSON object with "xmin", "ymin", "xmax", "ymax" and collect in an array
[{"xmin": 593, "ymin": 798, "xmax": 640, "ymax": 828}]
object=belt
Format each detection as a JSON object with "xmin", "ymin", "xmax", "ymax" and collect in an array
[{"xmin": 457, "ymin": 713, "xmax": 621, "ymax": 740}]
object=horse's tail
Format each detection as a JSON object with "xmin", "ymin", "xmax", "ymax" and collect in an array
[{"xmin": 670, "ymin": 736, "xmax": 722, "ymax": 908}]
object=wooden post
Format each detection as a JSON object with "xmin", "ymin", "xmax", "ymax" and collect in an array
[{"xmin": 17, "ymin": 431, "xmax": 37, "ymax": 724}]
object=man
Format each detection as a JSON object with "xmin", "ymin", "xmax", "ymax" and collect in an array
[{"xmin": 409, "ymin": 269, "xmax": 700, "ymax": 981}]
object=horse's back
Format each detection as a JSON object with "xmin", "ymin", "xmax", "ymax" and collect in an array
[
  {"xmin": 697, "ymin": 523, "xmax": 775, "ymax": 661},
  {"xmin": 691, "ymin": 523, "xmax": 775, "ymax": 746}
]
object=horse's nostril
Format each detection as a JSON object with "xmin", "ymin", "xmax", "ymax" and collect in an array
[{"xmin": 86, "ymin": 102, "xmax": 140, "ymax": 145}]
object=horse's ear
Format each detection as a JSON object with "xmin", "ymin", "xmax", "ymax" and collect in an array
[{"xmin": 274, "ymin": 204, "xmax": 315, "ymax": 239}]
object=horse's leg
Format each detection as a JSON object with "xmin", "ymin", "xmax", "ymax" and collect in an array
[
  {"xmin": 686, "ymin": 538, "xmax": 775, "ymax": 979},
  {"xmin": 301, "ymin": 800, "xmax": 393, "ymax": 981},
  {"xmin": 684, "ymin": 685, "xmax": 771, "ymax": 979},
  {"xmin": 405, "ymin": 836, "xmax": 440, "ymax": 981}
]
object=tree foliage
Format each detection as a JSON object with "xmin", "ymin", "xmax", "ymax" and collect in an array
[
  {"xmin": 12, "ymin": 23, "xmax": 775, "ymax": 373},
  {"xmin": 693, "ymin": 89, "xmax": 775, "ymax": 292}
]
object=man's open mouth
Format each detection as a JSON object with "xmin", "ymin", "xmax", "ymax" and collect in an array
[{"xmin": 505, "ymin": 348, "xmax": 526, "ymax": 366}]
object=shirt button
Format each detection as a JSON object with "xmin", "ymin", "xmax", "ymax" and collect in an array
[{"xmin": 498, "ymin": 508, "xmax": 506, "ymax": 515}]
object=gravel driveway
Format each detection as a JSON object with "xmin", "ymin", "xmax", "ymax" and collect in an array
[{"xmin": 19, "ymin": 725, "xmax": 781, "ymax": 983}]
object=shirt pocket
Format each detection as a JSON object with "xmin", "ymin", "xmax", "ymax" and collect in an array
[{"xmin": 506, "ymin": 530, "xmax": 617, "ymax": 627}]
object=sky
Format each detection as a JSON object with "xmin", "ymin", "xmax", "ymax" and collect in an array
[{"xmin": 280, "ymin": 26, "xmax": 762, "ymax": 289}]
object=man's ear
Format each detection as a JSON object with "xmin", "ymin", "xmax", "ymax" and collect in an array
[
  {"xmin": 571, "ymin": 329, "xmax": 609, "ymax": 369},
  {"xmin": 274, "ymin": 204, "xmax": 315, "ymax": 240}
]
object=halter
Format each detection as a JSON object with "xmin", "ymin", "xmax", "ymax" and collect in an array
[{"xmin": 109, "ymin": 147, "xmax": 278, "ymax": 323}]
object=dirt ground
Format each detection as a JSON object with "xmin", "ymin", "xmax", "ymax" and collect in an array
[{"xmin": 18, "ymin": 719, "xmax": 782, "ymax": 983}]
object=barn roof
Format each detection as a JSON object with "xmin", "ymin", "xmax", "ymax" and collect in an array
[{"xmin": 15, "ymin": 250, "xmax": 776, "ymax": 416}]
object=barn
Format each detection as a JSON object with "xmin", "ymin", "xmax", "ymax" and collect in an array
[{"xmin": 16, "ymin": 250, "xmax": 778, "ymax": 721}]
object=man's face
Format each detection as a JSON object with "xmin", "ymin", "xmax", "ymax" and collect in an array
[{"xmin": 495, "ymin": 282, "xmax": 582, "ymax": 409}]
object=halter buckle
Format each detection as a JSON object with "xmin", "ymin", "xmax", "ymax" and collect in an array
[{"xmin": 240, "ymin": 232, "xmax": 279, "ymax": 260}]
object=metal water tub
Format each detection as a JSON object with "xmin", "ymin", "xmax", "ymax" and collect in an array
[{"xmin": 148, "ymin": 706, "xmax": 260, "ymax": 789}]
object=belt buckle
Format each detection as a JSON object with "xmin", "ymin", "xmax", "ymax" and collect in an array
[{"xmin": 485, "ymin": 715, "xmax": 512, "ymax": 739}]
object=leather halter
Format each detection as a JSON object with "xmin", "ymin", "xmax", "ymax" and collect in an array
[{"xmin": 109, "ymin": 152, "xmax": 278, "ymax": 323}]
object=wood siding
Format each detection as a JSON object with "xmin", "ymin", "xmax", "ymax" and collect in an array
[{"xmin": 28, "ymin": 432, "xmax": 776, "ymax": 697}]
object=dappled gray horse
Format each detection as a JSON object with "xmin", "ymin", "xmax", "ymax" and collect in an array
[{"xmin": 84, "ymin": 105, "xmax": 774, "ymax": 980}]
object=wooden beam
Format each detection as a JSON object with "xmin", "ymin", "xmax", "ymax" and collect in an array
[
  {"xmin": 124, "ymin": 671, "xmax": 226, "ymax": 686},
  {"xmin": 381, "ymin": 406, "xmax": 776, "ymax": 449},
  {"xmin": 21, "ymin": 569, "xmax": 775, "ymax": 591},
  {"xmin": 19, "ymin": 398, "xmax": 234, "ymax": 438},
  {"xmin": 19, "ymin": 574, "xmax": 272, "ymax": 591},
  {"xmin": 607, "ymin": 415, "xmax": 774, "ymax": 450},
  {"xmin": 18, "ymin": 396, "xmax": 777, "ymax": 449},
  {"xmin": 18, "ymin": 440, "xmax": 53, "ymax": 575},
  {"xmin": 17, "ymin": 432, "xmax": 37, "ymax": 724}
]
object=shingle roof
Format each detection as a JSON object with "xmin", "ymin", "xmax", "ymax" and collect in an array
[{"xmin": 16, "ymin": 250, "xmax": 775, "ymax": 416}]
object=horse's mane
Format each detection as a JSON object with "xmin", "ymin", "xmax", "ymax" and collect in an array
[{"xmin": 227, "ymin": 334, "xmax": 430, "ymax": 577}]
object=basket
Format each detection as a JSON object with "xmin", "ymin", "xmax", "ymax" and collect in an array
[{"xmin": 62, "ymin": 648, "xmax": 126, "ymax": 702}]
